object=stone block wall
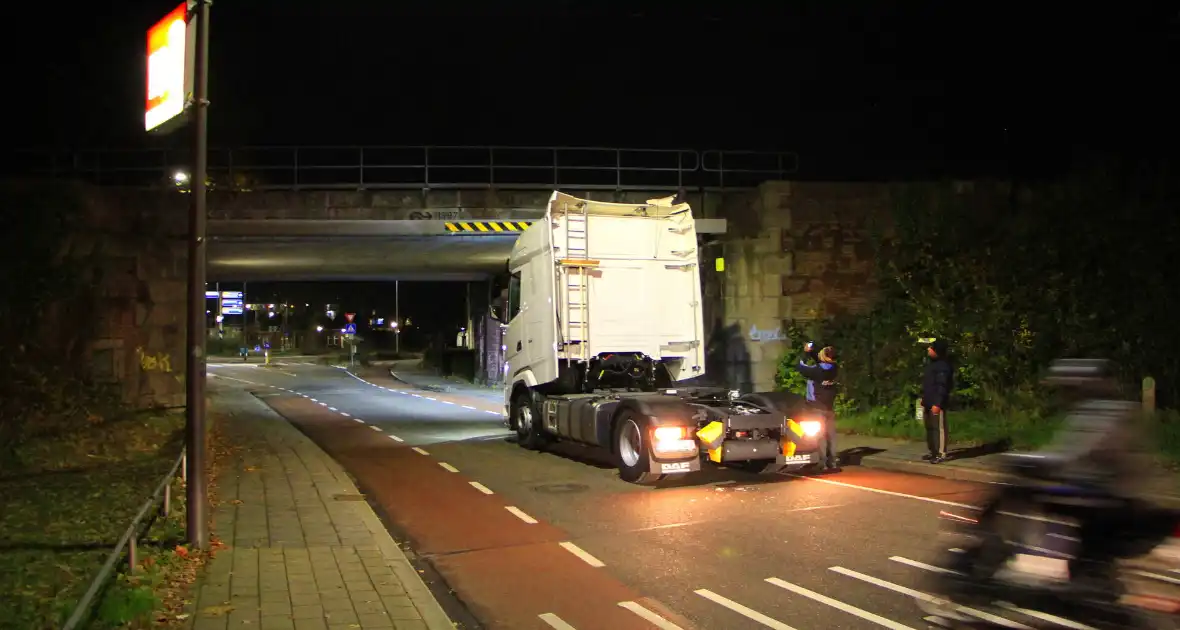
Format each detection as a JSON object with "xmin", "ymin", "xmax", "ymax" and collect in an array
[
  {"xmin": 71, "ymin": 188, "xmax": 189, "ymax": 409},
  {"xmin": 706, "ymin": 181, "xmax": 891, "ymax": 393}
]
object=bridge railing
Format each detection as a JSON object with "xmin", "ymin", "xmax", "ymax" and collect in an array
[{"xmin": 10, "ymin": 145, "xmax": 799, "ymax": 191}]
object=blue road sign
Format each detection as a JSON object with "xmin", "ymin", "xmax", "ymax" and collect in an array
[{"xmin": 343, "ymin": 323, "xmax": 357, "ymax": 335}]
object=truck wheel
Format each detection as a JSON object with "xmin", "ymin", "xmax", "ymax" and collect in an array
[
  {"xmin": 613, "ymin": 412, "xmax": 662, "ymax": 484},
  {"xmin": 512, "ymin": 390, "xmax": 548, "ymax": 451}
]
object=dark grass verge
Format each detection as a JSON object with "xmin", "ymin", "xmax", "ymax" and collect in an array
[{"xmin": 0, "ymin": 410, "xmax": 217, "ymax": 629}]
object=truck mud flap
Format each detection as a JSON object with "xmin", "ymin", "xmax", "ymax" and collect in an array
[{"xmin": 648, "ymin": 456, "xmax": 701, "ymax": 476}]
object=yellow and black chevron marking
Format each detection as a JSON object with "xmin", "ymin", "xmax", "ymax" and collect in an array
[{"xmin": 444, "ymin": 221, "xmax": 533, "ymax": 233}]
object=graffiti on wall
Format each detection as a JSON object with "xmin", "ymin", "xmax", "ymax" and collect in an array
[
  {"xmin": 407, "ymin": 210, "xmax": 462, "ymax": 221},
  {"xmin": 748, "ymin": 325, "xmax": 789, "ymax": 343},
  {"xmin": 136, "ymin": 347, "xmax": 173, "ymax": 373}
]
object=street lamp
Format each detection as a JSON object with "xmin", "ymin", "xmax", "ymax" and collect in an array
[
  {"xmin": 316, "ymin": 325, "xmax": 323, "ymax": 332},
  {"xmin": 174, "ymin": 170, "xmax": 189, "ymax": 184}
]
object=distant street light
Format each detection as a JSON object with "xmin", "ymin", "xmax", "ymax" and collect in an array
[
  {"xmin": 174, "ymin": 171, "xmax": 189, "ymax": 184},
  {"xmin": 390, "ymin": 321, "xmax": 398, "ymax": 329},
  {"xmin": 316, "ymin": 325, "xmax": 324, "ymax": 332}
]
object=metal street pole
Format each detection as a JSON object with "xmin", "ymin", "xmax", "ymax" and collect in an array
[
  {"xmin": 185, "ymin": 0, "xmax": 212, "ymax": 551},
  {"xmin": 395, "ymin": 280, "xmax": 400, "ymax": 355}
]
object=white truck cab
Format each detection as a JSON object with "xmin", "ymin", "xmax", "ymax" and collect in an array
[{"xmin": 493, "ymin": 191, "xmax": 826, "ymax": 483}]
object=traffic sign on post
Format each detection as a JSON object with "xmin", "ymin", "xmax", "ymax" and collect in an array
[
  {"xmin": 345, "ymin": 313, "xmax": 356, "ymax": 323},
  {"xmin": 344, "ymin": 323, "xmax": 357, "ymax": 335}
]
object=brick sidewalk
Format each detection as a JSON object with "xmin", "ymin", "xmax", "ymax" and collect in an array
[{"xmin": 187, "ymin": 383, "xmax": 453, "ymax": 630}]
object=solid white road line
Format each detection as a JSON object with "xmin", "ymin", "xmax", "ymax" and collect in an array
[
  {"xmin": 411, "ymin": 447, "xmax": 429, "ymax": 455},
  {"xmin": 790, "ymin": 474, "xmax": 1074, "ymax": 525},
  {"xmin": 694, "ymin": 590, "xmax": 797, "ymax": 630},
  {"xmin": 828, "ymin": 567, "xmax": 1031, "ymax": 629},
  {"xmin": 388, "ymin": 435, "xmax": 404, "ymax": 443},
  {"xmin": 559, "ymin": 542, "xmax": 605, "ymax": 567},
  {"xmin": 469, "ymin": 481, "xmax": 494, "ymax": 495},
  {"xmin": 538, "ymin": 613, "xmax": 578, "ymax": 630},
  {"xmin": 766, "ymin": 578, "xmax": 917, "ymax": 630},
  {"xmin": 505, "ymin": 506, "xmax": 538, "ymax": 524},
  {"xmin": 617, "ymin": 601, "xmax": 684, "ymax": 630},
  {"xmin": 438, "ymin": 462, "xmax": 459, "ymax": 473}
]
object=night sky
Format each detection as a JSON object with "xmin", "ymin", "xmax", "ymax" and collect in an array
[
  {"xmin": 15, "ymin": 2, "xmax": 1179, "ymax": 173},
  {"xmin": 11, "ymin": 1, "xmax": 1179, "ymax": 332}
]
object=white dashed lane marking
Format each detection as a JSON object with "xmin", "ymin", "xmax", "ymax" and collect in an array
[
  {"xmin": 559, "ymin": 542, "xmax": 604, "ymax": 568},
  {"xmin": 505, "ymin": 506, "xmax": 538, "ymax": 524}
]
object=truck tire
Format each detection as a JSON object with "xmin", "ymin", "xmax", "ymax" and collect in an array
[
  {"xmin": 512, "ymin": 390, "xmax": 548, "ymax": 451},
  {"xmin": 613, "ymin": 412, "xmax": 662, "ymax": 484}
]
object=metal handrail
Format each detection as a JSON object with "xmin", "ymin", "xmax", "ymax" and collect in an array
[
  {"xmin": 61, "ymin": 449, "xmax": 187, "ymax": 630},
  {"xmin": 9, "ymin": 144, "xmax": 798, "ymax": 191}
]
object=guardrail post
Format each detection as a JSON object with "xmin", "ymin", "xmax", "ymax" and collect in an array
[
  {"xmin": 615, "ymin": 149, "xmax": 621, "ymax": 190},
  {"xmin": 1143, "ymin": 376, "xmax": 1156, "ymax": 415},
  {"xmin": 128, "ymin": 537, "xmax": 137, "ymax": 574},
  {"xmin": 163, "ymin": 479, "xmax": 172, "ymax": 517}
]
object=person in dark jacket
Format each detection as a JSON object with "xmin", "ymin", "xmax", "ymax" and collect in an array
[
  {"xmin": 796, "ymin": 343, "xmax": 840, "ymax": 471},
  {"xmin": 920, "ymin": 338, "xmax": 954, "ymax": 464}
]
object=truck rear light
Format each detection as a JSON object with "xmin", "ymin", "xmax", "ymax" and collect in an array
[
  {"xmin": 799, "ymin": 420, "xmax": 822, "ymax": 437},
  {"xmin": 652, "ymin": 426, "xmax": 696, "ymax": 454},
  {"xmin": 653, "ymin": 426, "xmax": 686, "ymax": 441}
]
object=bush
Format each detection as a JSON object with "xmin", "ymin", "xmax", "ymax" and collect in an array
[{"xmin": 771, "ymin": 165, "xmax": 1180, "ymax": 456}]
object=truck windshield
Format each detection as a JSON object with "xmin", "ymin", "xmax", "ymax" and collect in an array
[{"xmin": 507, "ymin": 271, "xmax": 522, "ymax": 320}]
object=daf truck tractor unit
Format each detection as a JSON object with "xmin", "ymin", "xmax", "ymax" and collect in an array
[{"xmin": 493, "ymin": 191, "xmax": 826, "ymax": 484}]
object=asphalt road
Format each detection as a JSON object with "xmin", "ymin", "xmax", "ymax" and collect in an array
[{"xmin": 208, "ymin": 362, "xmax": 1103, "ymax": 630}]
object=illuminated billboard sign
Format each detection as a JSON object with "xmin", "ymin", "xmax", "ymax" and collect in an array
[{"xmin": 145, "ymin": 3, "xmax": 194, "ymax": 132}]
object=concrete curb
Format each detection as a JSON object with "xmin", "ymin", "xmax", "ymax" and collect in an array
[
  {"xmin": 858, "ymin": 453, "xmax": 1011, "ymax": 485},
  {"xmin": 858, "ymin": 453, "xmax": 1180, "ymax": 510},
  {"xmin": 387, "ymin": 370, "xmax": 449, "ymax": 393},
  {"xmin": 226, "ymin": 385, "xmax": 456, "ymax": 630}
]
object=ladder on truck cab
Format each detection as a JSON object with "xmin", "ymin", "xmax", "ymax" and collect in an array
[{"xmin": 556, "ymin": 200, "xmax": 599, "ymax": 362}]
